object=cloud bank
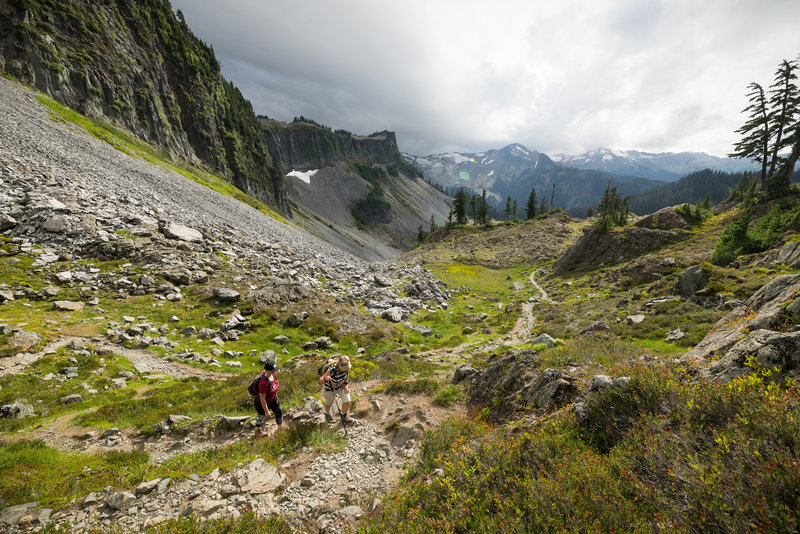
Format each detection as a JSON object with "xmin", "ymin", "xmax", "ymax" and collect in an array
[{"xmin": 172, "ymin": 0, "xmax": 800, "ymax": 157}]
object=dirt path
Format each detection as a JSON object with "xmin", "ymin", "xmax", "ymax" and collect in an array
[
  {"xmin": 0, "ymin": 336, "xmax": 233, "ymax": 380},
  {"xmin": 529, "ymin": 270, "xmax": 553, "ymax": 303}
]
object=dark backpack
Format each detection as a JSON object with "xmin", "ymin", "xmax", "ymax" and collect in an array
[
  {"xmin": 248, "ymin": 375, "xmax": 265, "ymax": 396},
  {"xmin": 317, "ymin": 358, "xmax": 337, "ymax": 376}
]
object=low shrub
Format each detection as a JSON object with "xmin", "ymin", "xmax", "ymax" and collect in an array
[{"xmin": 359, "ymin": 363, "xmax": 800, "ymax": 533}]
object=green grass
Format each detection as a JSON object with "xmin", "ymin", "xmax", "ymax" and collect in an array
[
  {"xmin": 0, "ymin": 422, "xmax": 345, "ymax": 509},
  {"xmin": 378, "ymin": 378, "xmax": 465, "ymax": 407}
]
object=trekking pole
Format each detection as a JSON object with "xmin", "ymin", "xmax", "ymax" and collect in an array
[{"xmin": 334, "ymin": 396, "xmax": 348, "ymax": 437}]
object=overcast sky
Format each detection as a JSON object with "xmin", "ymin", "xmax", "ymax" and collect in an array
[{"xmin": 171, "ymin": 0, "xmax": 799, "ymax": 158}]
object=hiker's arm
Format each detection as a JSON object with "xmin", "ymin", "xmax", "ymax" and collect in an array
[
  {"xmin": 259, "ymin": 391, "xmax": 269, "ymax": 416},
  {"xmin": 318, "ymin": 371, "xmax": 331, "ymax": 385}
]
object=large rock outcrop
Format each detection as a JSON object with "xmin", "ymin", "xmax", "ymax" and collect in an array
[
  {"xmin": 682, "ymin": 274, "xmax": 800, "ymax": 382},
  {"xmin": 553, "ymin": 225, "xmax": 687, "ymax": 274},
  {"xmin": 468, "ymin": 351, "xmax": 577, "ymax": 422}
]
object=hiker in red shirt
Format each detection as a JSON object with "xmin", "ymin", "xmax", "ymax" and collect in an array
[{"xmin": 255, "ymin": 361, "xmax": 283, "ymax": 433}]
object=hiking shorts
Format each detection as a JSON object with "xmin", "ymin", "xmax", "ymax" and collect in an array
[
  {"xmin": 322, "ymin": 387, "xmax": 350, "ymax": 405},
  {"xmin": 254, "ymin": 396, "xmax": 283, "ymax": 425}
]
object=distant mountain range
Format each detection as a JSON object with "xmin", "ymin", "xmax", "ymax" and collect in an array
[
  {"xmin": 404, "ymin": 144, "xmax": 758, "ymax": 216},
  {"xmin": 551, "ymin": 148, "xmax": 757, "ymax": 182}
]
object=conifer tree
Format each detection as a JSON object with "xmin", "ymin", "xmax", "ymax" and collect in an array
[
  {"xmin": 512, "ymin": 199, "xmax": 517, "ymax": 220},
  {"xmin": 526, "ymin": 187, "xmax": 538, "ymax": 219},
  {"xmin": 730, "ymin": 57, "xmax": 800, "ymax": 194},
  {"xmin": 479, "ymin": 189, "xmax": 489, "ymax": 224},
  {"xmin": 453, "ymin": 189, "xmax": 468, "ymax": 224},
  {"xmin": 730, "ymin": 83, "xmax": 770, "ymax": 188},
  {"xmin": 505, "ymin": 195, "xmax": 513, "ymax": 221}
]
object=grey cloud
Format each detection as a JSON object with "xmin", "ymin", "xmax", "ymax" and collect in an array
[{"xmin": 173, "ymin": 0, "xmax": 800, "ymax": 157}]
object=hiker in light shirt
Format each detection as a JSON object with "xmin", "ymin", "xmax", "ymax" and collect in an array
[{"xmin": 318, "ymin": 355, "xmax": 351, "ymax": 422}]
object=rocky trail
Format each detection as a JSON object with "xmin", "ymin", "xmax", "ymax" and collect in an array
[
  {"xmin": 1, "ymin": 381, "xmax": 464, "ymax": 534},
  {"xmin": 0, "ymin": 336, "xmax": 232, "ymax": 380}
]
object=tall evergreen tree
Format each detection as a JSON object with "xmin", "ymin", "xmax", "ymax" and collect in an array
[
  {"xmin": 512, "ymin": 199, "xmax": 517, "ymax": 219},
  {"xmin": 729, "ymin": 83, "xmax": 770, "ymax": 188},
  {"xmin": 767, "ymin": 59, "xmax": 799, "ymax": 179},
  {"xmin": 526, "ymin": 187, "xmax": 538, "ymax": 219},
  {"xmin": 479, "ymin": 190, "xmax": 489, "ymax": 224},
  {"xmin": 730, "ymin": 57, "xmax": 800, "ymax": 194},
  {"xmin": 505, "ymin": 195, "xmax": 513, "ymax": 221},
  {"xmin": 469, "ymin": 195, "xmax": 478, "ymax": 223},
  {"xmin": 453, "ymin": 189, "xmax": 468, "ymax": 224},
  {"xmin": 539, "ymin": 198, "xmax": 548, "ymax": 216}
]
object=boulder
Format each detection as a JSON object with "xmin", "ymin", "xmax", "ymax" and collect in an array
[
  {"xmin": 212, "ymin": 287, "xmax": 242, "ymax": 302},
  {"xmin": 666, "ymin": 328, "xmax": 687, "ymax": 343},
  {"xmin": 285, "ymin": 313, "xmax": 305, "ymax": 328},
  {"xmin": 106, "ymin": 491, "xmax": 136, "ymax": 511},
  {"xmin": 0, "ymin": 214, "xmax": 17, "ymax": 231},
  {"xmin": 7, "ymin": 331, "xmax": 42, "ymax": 350},
  {"xmin": 59, "ymin": 394, "xmax": 82, "ymax": 405},
  {"xmin": 134, "ymin": 478, "xmax": 162, "ymax": 495},
  {"xmin": 0, "ymin": 403, "xmax": 34, "ymax": 419},
  {"xmin": 451, "ymin": 363, "xmax": 478, "ymax": 385},
  {"xmin": 530, "ymin": 333, "xmax": 557, "ymax": 347},
  {"xmin": 0, "ymin": 290, "xmax": 14, "ymax": 302},
  {"xmin": 675, "ymin": 265, "xmax": 706, "ymax": 298},
  {"xmin": 183, "ymin": 498, "xmax": 225, "ymax": 517},
  {"xmin": 53, "ymin": 300, "xmax": 84, "ymax": 312},
  {"xmin": 314, "ymin": 336, "xmax": 332, "ymax": 349},
  {"xmin": 43, "ymin": 215, "xmax": 68, "ymax": 233},
  {"xmin": 0, "ymin": 502, "xmax": 38, "ymax": 526},
  {"xmin": 259, "ymin": 350, "xmax": 277, "ymax": 365},
  {"xmin": 575, "ymin": 322, "xmax": 613, "ymax": 338},
  {"xmin": 232, "ymin": 459, "xmax": 286, "ymax": 494},
  {"xmin": 701, "ymin": 330, "xmax": 800, "ymax": 383},
  {"xmin": 382, "ymin": 307, "xmax": 404, "ymax": 323},
  {"xmin": 159, "ymin": 221, "xmax": 203, "ymax": 242},
  {"xmin": 626, "ymin": 314, "xmax": 645, "ymax": 325}
]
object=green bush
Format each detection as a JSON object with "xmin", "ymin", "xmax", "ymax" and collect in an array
[{"xmin": 359, "ymin": 363, "xmax": 800, "ymax": 533}]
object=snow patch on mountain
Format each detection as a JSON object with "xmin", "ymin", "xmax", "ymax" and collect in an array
[{"xmin": 286, "ymin": 169, "xmax": 318, "ymax": 184}]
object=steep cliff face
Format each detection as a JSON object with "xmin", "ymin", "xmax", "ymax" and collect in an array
[
  {"xmin": 259, "ymin": 117, "xmax": 449, "ymax": 260},
  {"xmin": 260, "ymin": 118, "xmax": 421, "ymax": 177},
  {"xmin": 0, "ymin": 0, "xmax": 289, "ymax": 214}
]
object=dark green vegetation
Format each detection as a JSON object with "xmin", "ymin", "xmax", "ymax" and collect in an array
[
  {"xmin": 359, "ymin": 363, "xmax": 800, "ymax": 533},
  {"xmin": 1, "ymin": 0, "xmax": 289, "ymax": 213},
  {"xmin": 350, "ymin": 163, "xmax": 393, "ymax": 227},
  {"xmin": 729, "ymin": 57, "xmax": 800, "ymax": 196},
  {"xmin": 712, "ymin": 194, "xmax": 800, "ymax": 265},
  {"xmin": 628, "ymin": 169, "xmax": 741, "ymax": 214}
]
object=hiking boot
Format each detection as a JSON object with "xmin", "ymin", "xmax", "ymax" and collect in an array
[
  {"xmin": 325, "ymin": 413, "xmax": 333, "ymax": 423},
  {"xmin": 255, "ymin": 415, "xmax": 263, "ymax": 427},
  {"xmin": 341, "ymin": 413, "xmax": 349, "ymax": 422}
]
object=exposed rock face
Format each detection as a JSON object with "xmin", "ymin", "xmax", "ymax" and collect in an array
[
  {"xmin": 753, "ymin": 240, "xmax": 800, "ymax": 269},
  {"xmin": 260, "ymin": 119, "xmax": 414, "ymax": 175},
  {"xmin": 682, "ymin": 274, "xmax": 800, "ymax": 382},
  {"xmin": 554, "ymin": 225, "xmax": 687, "ymax": 274},
  {"xmin": 468, "ymin": 351, "xmax": 577, "ymax": 422},
  {"xmin": 0, "ymin": 0, "xmax": 290, "ymax": 214},
  {"xmin": 634, "ymin": 206, "xmax": 689, "ymax": 230}
]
